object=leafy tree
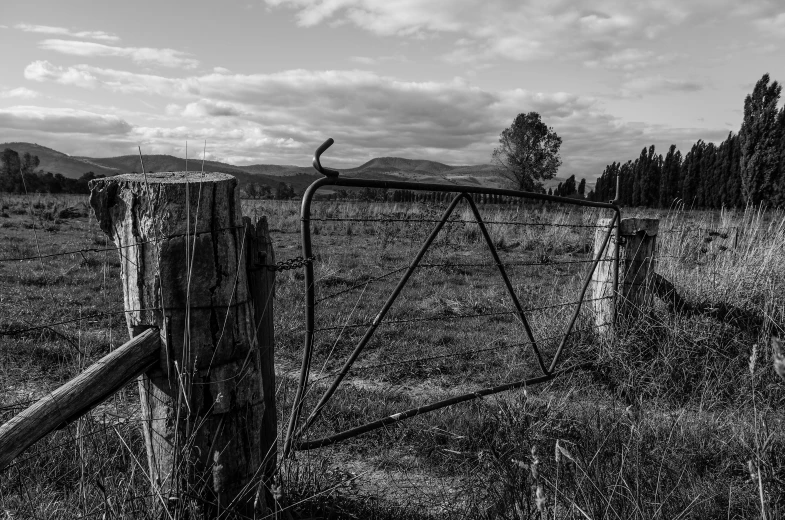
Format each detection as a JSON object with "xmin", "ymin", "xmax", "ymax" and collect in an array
[
  {"xmin": 492, "ymin": 112, "xmax": 562, "ymax": 192},
  {"xmin": 2, "ymin": 148, "xmax": 21, "ymax": 178},
  {"xmin": 21, "ymin": 152, "xmax": 40, "ymax": 175},
  {"xmin": 577, "ymin": 178, "xmax": 586, "ymax": 197},
  {"xmin": 275, "ymin": 182, "xmax": 296, "ymax": 200},
  {"xmin": 740, "ymin": 73, "xmax": 782, "ymax": 205}
]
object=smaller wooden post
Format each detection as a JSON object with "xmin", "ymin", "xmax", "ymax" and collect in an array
[
  {"xmin": 591, "ymin": 217, "xmax": 659, "ymax": 334},
  {"xmin": 619, "ymin": 218, "xmax": 659, "ymax": 314},
  {"xmin": 244, "ymin": 216, "xmax": 277, "ymax": 510}
]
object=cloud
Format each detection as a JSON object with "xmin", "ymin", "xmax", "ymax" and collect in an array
[
  {"xmin": 20, "ymin": 62, "xmax": 725, "ymax": 178},
  {"xmin": 181, "ymin": 99, "xmax": 245, "ymax": 117},
  {"xmin": 0, "ymin": 87, "xmax": 40, "ymax": 99},
  {"xmin": 350, "ymin": 56, "xmax": 376, "ymax": 65},
  {"xmin": 0, "ymin": 106, "xmax": 132, "ymax": 134},
  {"xmin": 349, "ymin": 55, "xmax": 408, "ymax": 65},
  {"xmin": 584, "ymin": 48, "xmax": 683, "ymax": 70},
  {"xmin": 753, "ymin": 11, "xmax": 785, "ymax": 36},
  {"xmin": 264, "ymin": 0, "xmax": 724, "ymax": 64},
  {"xmin": 620, "ymin": 76, "xmax": 704, "ymax": 97},
  {"xmin": 15, "ymin": 23, "xmax": 119, "ymax": 42},
  {"xmin": 25, "ymin": 60, "xmax": 100, "ymax": 88},
  {"xmin": 38, "ymin": 39, "xmax": 199, "ymax": 68}
]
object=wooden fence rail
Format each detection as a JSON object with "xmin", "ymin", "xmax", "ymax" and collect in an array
[{"xmin": 0, "ymin": 327, "xmax": 161, "ymax": 471}]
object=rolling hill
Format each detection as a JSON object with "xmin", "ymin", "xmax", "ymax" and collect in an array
[
  {"xmin": 0, "ymin": 142, "xmax": 119, "ymax": 178},
  {"xmin": 0, "ymin": 142, "xmax": 566, "ymax": 193}
]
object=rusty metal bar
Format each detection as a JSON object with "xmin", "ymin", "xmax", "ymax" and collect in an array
[
  {"xmin": 294, "ymin": 363, "xmax": 588, "ymax": 451},
  {"xmin": 282, "ymin": 140, "xmax": 621, "ymax": 457},
  {"xmin": 292, "ymin": 193, "xmax": 466, "ymax": 442}
]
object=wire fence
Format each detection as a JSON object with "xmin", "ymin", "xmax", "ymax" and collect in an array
[
  {"xmin": 4, "ymin": 189, "xmax": 769, "ymax": 516},
  {"xmin": 275, "ymin": 188, "xmax": 621, "ymax": 457}
]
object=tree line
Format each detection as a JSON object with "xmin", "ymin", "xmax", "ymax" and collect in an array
[
  {"xmin": 589, "ymin": 74, "xmax": 785, "ymax": 208},
  {"xmin": 1, "ymin": 148, "xmax": 105, "ymax": 194}
]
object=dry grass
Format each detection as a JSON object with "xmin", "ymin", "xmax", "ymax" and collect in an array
[{"xmin": 0, "ymin": 193, "xmax": 784, "ymax": 518}]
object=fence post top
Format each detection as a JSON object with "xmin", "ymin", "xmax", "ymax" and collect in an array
[
  {"xmin": 619, "ymin": 217, "xmax": 659, "ymax": 236},
  {"xmin": 90, "ymin": 171, "xmax": 235, "ymax": 185}
]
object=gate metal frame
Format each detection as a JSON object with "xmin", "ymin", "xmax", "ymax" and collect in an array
[{"xmin": 283, "ymin": 139, "xmax": 620, "ymax": 457}]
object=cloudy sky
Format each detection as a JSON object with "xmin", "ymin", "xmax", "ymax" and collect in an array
[{"xmin": 0, "ymin": 0, "xmax": 783, "ymax": 180}]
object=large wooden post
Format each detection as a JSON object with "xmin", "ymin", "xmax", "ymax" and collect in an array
[
  {"xmin": 89, "ymin": 172, "xmax": 274, "ymax": 516},
  {"xmin": 591, "ymin": 217, "xmax": 659, "ymax": 333}
]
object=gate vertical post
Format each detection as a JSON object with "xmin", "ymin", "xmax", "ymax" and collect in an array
[
  {"xmin": 618, "ymin": 218, "xmax": 659, "ymax": 314},
  {"xmin": 591, "ymin": 217, "xmax": 659, "ymax": 335},
  {"xmin": 89, "ymin": 172, "xmax": 272, "ymax": 517},
  {"xmin": 244, "ymin": 216, "xmax": 278, "ymax": 510}
]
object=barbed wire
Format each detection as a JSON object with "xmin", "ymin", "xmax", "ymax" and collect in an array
[
  {"xmin": 2, "ymin": 413, "xmax": 142, "ymax": 470},
  {"xmin": 315, "ymin": 257, "xmax": 608, "ymax": 304},
  {"xmin": 0, "ymin": 307, "xmax": 156, "ymax": 337},
  {"xmin": 306, "ymin": 216, "xmax": 613, "ymax": 229},
  {"xmin": 417, "ymin": 257, "xmax": 605, "ymax": 268},
  {"xmin": 316, "ymin": 267, "xmax": 409, "ymax": 304},
  {"xmin": 314, "ymin": 296, "xmax": 610, "ymax": 332},
  {"xmin": 307, "ymin": 321, "xmax": 611, "ymax": 387},
  {"xmin": 0, "ymin": 224, "xmax": 245, "ymax": 263}
]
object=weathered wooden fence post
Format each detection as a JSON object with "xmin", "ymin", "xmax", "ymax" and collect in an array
[
  {"xmin": 591, "ymin": 217, "xmax": 659, "ymax": 334},
  {"xmin": 89, "ymin": 172, "xmax": 275, "ymax": 516},
  {"xmin": 243, "ymin": 215, "xmax": 277, "ymax": 508}
]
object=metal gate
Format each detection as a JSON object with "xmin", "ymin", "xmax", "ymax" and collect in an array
[{"xmin": 283, "ymin": 139, "xmax": 620, "ymax": 457}]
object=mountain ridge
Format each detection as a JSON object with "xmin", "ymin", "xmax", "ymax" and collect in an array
[{"xmin": 0, "ymin": 142, "xmax": 566, "ymax": 192}]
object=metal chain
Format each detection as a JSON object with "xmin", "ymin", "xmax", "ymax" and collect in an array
[{"xmin": 266, "ymin": 256, "xmax": 317, "ymax": 272}]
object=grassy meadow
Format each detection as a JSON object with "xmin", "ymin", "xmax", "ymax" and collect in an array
[{"xmin": 1, "ymin": 191, "xmax": 784, "ymax": 519}]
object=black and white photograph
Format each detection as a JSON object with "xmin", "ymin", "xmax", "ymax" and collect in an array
[{"xmin": 1, "ymin": 0, "xmax": 784, "ymax": 518}]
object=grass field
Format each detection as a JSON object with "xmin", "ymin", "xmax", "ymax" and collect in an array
[{"xmin": 1, "ymin": 191, "xmax": 784, "ymax": 519}]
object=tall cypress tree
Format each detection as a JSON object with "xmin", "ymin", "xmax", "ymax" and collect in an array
[
  {"xmin": 659, "ymin": 145, "xmax": 681, "ymax": 207},
  {"xmin": 699, "ymin": 143, "xmax": 718, "ymax": 208},
  {"xmin": 681, "ymin": 141, "xmax": 704, "ymax": 208},
  {"xmin": 773, "ymin": 106, "xmax": 785, "ymax": 206},
  {"xmin": 642, "ymin": 145, "xmax": 661, "ymax": 207},
  {"xmin": 739, "ymin": 73, "xmax": 782, "ymax": 206}
]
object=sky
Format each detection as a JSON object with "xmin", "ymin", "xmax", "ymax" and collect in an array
[{"xmin": 0, "ymin": 0, "xmax": 783, "ymax": 181}]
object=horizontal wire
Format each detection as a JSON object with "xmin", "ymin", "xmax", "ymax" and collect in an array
[
  {"xmin": 316, "ymin": 266, "xmax": 409, "ymax": 304},
  {"xmin": 314, "ymin": 258, "xmax": 605, "ymax": 304},
  {"xmin": 1, "ymin": 298, "xmax": 252, "ymax": 337},
  {"xmin": 314, "ymin": 296, "xmax": 610, "ymax": 332},
  {"xmin": 417, "ymin": 257, "xmax": 604, "ymax": 268},
  {"xmin": 306, "ymin": 216, "xmax": 613, "ymax": 229},
  {"xmin": 308, "ymin": 321, "xmax": 612, "ymax": 385},
  {"xmin": 3, "ymin": 413, "xmax": 142, "ymax": 470},
  {"xmin": 0, "ymin": 224, "xmax": 245, "ymax": 263},
  {"xmin": 0, "ymin": 308, "xmax": 156, "ymax": 337}
]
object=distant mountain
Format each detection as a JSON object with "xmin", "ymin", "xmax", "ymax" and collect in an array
[
  {"xmin": 79, "ymin": 154, "xmax": 250, "ymax": 176},
  {"xmin": 348, "ymin": 157, "xmax": 455, "ymax": 175},
  {"xmin": 0, "ymin": 142, "xmax": 119, "ymax": 178},
  {"xmin": 0, "ymin": 142, "xmax": 566, "ymax": 193}
]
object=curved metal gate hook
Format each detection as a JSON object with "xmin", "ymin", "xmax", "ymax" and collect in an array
[{"xmin": 313, "ymin": 138, "xmax": 340, "ymax": 177}]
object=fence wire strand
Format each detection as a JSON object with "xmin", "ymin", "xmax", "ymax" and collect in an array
[
  {"xmin": 0, "ymin": 224, "xmax": 245, "ymax": 263},
  {"xmin": 314, "ymin": 296, "xmax": 611, "ymax": 332},
  {"xmin": 307, "ymin": 321, "xmax": 611, "ymax": 387},
  {"xmin": 306, "ymin": 216, "xmax": 614, "ymax": 229}
]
